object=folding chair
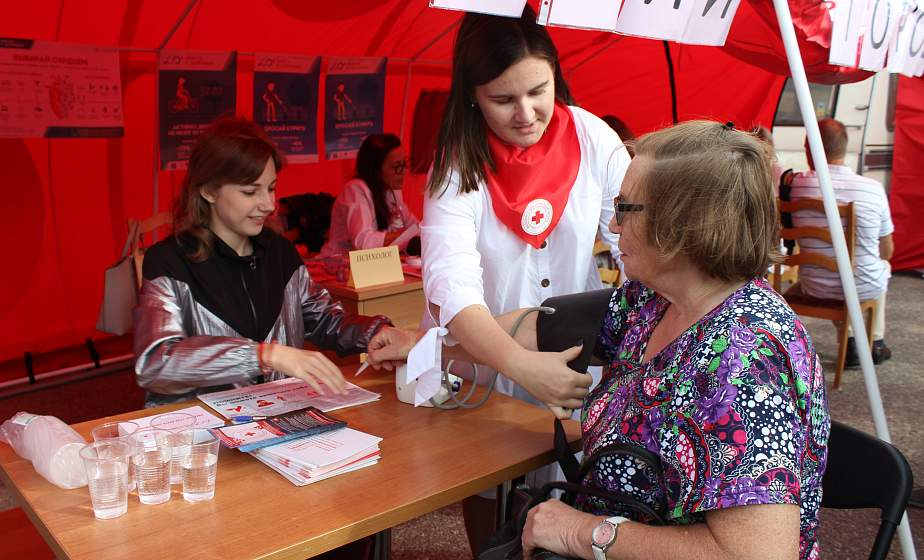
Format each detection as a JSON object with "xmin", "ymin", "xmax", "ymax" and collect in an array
[
  {"xmin": 821, "ymin": 421, "xmax": 913, "ymax": 560},
  {"xmin": 773, "ymin": 198, "xmax": 877, "ymax": 389}
]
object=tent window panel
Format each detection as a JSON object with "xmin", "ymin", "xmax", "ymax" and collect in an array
[{"xmin": 774, "ymin": 79, "xmax": 839, "ymax": 126}]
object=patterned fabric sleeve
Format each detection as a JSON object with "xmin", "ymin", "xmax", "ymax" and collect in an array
[
  {"xmin": 675, "ymin": 321, "xmax": 818, "ymax": 519},
  {"xmin": 595, "ymin": 281, "xmax": 653, "ymax": 363}
]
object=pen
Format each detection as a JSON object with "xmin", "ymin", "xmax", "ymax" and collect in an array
[
  {"xmin": 231, "ymin": 415, "xmax": 267, "ymax": 424},
  {"xmin": 354, "ymin": 361, "xmax": 370, "ymax": 377}
]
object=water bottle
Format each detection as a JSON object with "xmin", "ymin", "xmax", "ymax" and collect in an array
[{"xmin": 0, "ymin": 412, "xmax": 88, "ymax": 489}]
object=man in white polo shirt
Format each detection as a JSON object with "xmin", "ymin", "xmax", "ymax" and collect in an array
[{"xmin": 789, "ymin": 118, "xmax": 894, "ymax": 365}]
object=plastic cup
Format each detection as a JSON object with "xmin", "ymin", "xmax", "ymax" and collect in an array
[
  {"xmin": 91, "ymin": 421, "xmax": 139, "ymax": 491},
  {"xmin": 79, "ymin": 440, "xmax": 131, "ymax": 520},
  {"xmin": 149, "ymin": 412, "xmax": 196, "ymax": 432},
  {"xmin": 131, "ymin": 428, "xmax": 172, "ymax": 505},
  {"xmin": 151, "ymin": 413, "xmax": 196, "ymax": 484},
  {"xmin": 174, "ymin": 428, "xmax": 220, "ymax": 502},
  {"xmin": 90, "ymin": 421, "xmax": 140, "ymax": 442}
]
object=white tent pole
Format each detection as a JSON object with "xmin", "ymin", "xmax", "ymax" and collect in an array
[{"xmin": 770, "ymin": 0, "xmax": 917, "ymax": 557}]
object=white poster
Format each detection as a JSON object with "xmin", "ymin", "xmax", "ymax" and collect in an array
[
  {"xmin": 429, "ymin": 0, "xmax": 526, "ymax": 17},
  {"xmin": 680, "ymin": 0, "xmax": 743, "ymax": 45},
  {"xmin": 614, "ymin": 0, "xmax": 696, "ymax": 42},
  {"xmin": 537, "ymin": 0, "xmax": 622, "ymax": 32},
  {"xmin": 860, "ymin": 0, "xmax": 902, "ymax": 69},
  {"xmin": 0, "ymin": 37, "xmax": 123, "ymax": 138},
  {"xmin": 829, "ymin": 0, "xmax": 867, "ymax": 66}
]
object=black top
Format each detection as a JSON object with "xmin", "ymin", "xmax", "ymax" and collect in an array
[{"xmin": 143, "ymin": 229, "xmax": 301, "ymax": 342}]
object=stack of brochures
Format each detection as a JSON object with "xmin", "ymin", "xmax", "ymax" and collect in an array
[{"xmin": 251, "ymin": 428, "xmax": 382, "ymax": 486}]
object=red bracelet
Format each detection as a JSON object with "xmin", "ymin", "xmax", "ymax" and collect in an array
[{"xmin": 257, "ymin": 342, "xmax": 273, "ymax": 374}]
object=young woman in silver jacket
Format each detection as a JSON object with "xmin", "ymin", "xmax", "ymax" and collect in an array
[{"xmin": 133, "ymin": 117, "xmax": 395, "ymax": 407}]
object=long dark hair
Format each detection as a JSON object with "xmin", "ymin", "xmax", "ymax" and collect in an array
[
  {"xmin": 173, "ymin": 117, "xmax": 283, "ymax": 262},
  {"xmin": 356, "ymin": 133, "xmax": 402, "ymax": 231},
  {"xmin": 427, "ymin": 5, "xmax": 574, "ymax": 197}
]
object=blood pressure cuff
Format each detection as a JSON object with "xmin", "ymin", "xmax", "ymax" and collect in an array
[{"xmin": 536, "ymin": 288, "xmax": 616, "ymax": 373}]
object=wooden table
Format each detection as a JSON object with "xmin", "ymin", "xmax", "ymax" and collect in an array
[
  {"xmin": 0, "ymin": 366, "xmax": 581, "ymax": 560},
  {"xmin": 321, "ymin": 277, "xmax": 425, "ymax": 330}
]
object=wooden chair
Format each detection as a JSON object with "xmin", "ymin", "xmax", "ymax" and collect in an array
[
  {"xmin": 593, "ymin": 240, "xmax": 621, "ymax": 286},
  {"xmin": 128, "ymin": 211, "xmax": 172, "ymax": 288},
  {"xmin": 773, "ymin": 198, "xmax": 878, "ymax": 389}
]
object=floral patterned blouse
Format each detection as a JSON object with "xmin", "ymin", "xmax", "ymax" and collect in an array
[{"xmin": 579, "ymin": 277, "xmax": 829, "ymax": 560}]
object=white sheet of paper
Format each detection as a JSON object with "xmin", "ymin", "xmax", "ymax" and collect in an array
[
  {"xmin": 537, "ymin": 0, "xmax": 621, "ymax": 32},
  {"xmin": 859, "ymin": 0, "xmax": 899, "ymax": 70},
  {"xmin": 614, "ymin": 0, "xmax": 694, "ymax": 41},
  {"xmin": 388, "ymin": 222, "xmax": 420, "ymax": 247},
  {"xmin": 406, "ymin": 326, "xmax": 448, "ymax": 406},
  {"xmin": 829, "ymin": 0, "xmax": 866, "ymax": 66},
  {"xmin": 429, "ymin": 0, "xmax": 527, "ymax": 17},
  {"xmin": 130, "ymin": 405, "xmax": 226, "ymax": 430},
  {"xmin": 680, "ymin": 0, "xmax": 742, "ymax": 46},
  {"xmin": 198, "ymin": 378, "xmax": 380, "ymax": 419}
]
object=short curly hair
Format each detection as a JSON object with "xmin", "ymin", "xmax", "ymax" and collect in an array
[{"xmin": 633, "ymin": 120, "xmax": 780, "ymax": 282}]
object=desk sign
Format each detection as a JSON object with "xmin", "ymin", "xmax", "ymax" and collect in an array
[{"xmin": 348, "ymin": 246, "xmax": 403, "ymax": 288}]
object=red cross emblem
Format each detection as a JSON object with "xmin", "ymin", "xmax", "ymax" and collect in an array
[{"xmin": 531, "ymin": 210, "xmax": 544, "ymax": 225}]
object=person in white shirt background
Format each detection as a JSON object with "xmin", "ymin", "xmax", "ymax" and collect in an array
[
  {"xmin": 395, "ymin": 5, "xmax": 630, "ymax": 553},
  {"xmin": 789, "ymin": 118, "xmax": 894, "ymax": 365},
  {"xmin": 320, "ymin": 133, "xmax": 420, "ymax": 257}
]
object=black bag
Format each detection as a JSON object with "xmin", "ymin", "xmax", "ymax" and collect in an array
[
  {"xmin": 479, "ymin": 288, "xmax": 667, "ymax": 560},
  {"xmin": 477, "ymin": 442, "xmax": 668, "ymax": 560},
  {"xmin": 779, "ymin": 169, "xmax": 796, "ymax": 256}
]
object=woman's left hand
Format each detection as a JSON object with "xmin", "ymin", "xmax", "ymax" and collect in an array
[{"xmin": 522, "ymin": 499, "xmax": 601, "ymax": 560}]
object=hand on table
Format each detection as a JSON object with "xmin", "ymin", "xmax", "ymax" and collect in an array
[
  {"xmin": 366, "ymin": 327, "xmax": 422, "ymax": 370},
  {"xmin": 264, "ymin": 344, "xmax": 346, "ymax": 395},
  {"xmin": 522, "ymin": 499, "xmax": 602, "ymax": 560}
]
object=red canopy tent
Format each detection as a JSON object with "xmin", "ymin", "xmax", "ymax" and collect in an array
[{"xmin": 0, "ymin": 0, "xmax": 908, "ymax": 367}]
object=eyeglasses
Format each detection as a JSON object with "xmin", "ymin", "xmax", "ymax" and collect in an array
[
  {"xmin": 390, "ymin": 159, "xmax": 410, "ymax": 174},
  {"xmin": 613, "ymin": 196, "xmax": 644, "ymax": 226}
]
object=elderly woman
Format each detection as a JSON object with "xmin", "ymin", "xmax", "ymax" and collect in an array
[{"xmin": 369, "ymin": 121, "xmax": 828, "ymax": 559}]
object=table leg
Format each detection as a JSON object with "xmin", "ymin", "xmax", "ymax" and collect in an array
[
  {"xmin": 372, "ymin": 529, "xmax": 392, "ymax": 560},
  {"xmin": 495, "ymin": 480, "xmax": 512, "ymax": 529}
]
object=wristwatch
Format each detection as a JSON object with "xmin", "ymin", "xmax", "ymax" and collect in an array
[{"xmin": 591, "ymin": 516, "xmax": 628, "ymax": 560}]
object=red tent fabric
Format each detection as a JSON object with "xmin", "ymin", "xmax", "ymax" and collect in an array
[
  {"xmin": 0, "ymin": 0, "xmax": 890, "ymax": 364},
  {"xmin": 891, "ymin": 76, "xmax": 924, "ymax": 271}
]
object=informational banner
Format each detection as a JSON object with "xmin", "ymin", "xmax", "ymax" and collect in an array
[
  {"xmin": 324, "ymin": 57, "xmax": 386, "ymax": 161},
  {"xmin": 0, "ymin": 37, "xmax": 123, "ymax": 138},
  {"xmin": 158, "ymin": 49, "xmax": 236, "ymax": 170},
  {"xmin": 612, "ymin": 0, "xmax": 741, "ymax": 45},
  {"xmin": 429, "ymin": 0, "xmax": 526, "ymax": 16},
  {"xmin": 254, "ymin": 53, "xmax": 320, "ymax": 163}
]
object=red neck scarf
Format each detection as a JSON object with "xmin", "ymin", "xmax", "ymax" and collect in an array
[{"xmin": 484, "ymin": 103, "xmax": 581, "ymax": 249}]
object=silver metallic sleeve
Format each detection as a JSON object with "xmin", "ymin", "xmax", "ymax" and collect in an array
[
  {"xmin": 300, "ymin": 266, "xmax": 391, "ymax": 355},
  {"xmin": 133, "ymin": 276, "xmax": 260, "ymax": 396}
]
